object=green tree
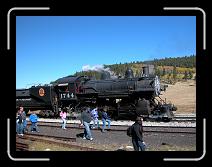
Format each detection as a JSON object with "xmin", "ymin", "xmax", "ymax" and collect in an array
[
  {"xmin": 162, "ymin": 68, "xmax": 166, "ymax": 76},
  {"xmin": 188, "ymin": 71, "xmax": 193, "ymax": 79},
  {"xmin": 155, "ymin": 68, "xmax": 161, "ymax": 77},
  {"xmin": 173, "ymin": 66, "xmax": 177, "ymax": 80},
  {"xmin": 183, "ymin": 71, "xmax": 188, "ymax": 80},
  {"xmin": 168, "ymin": 73, "xmax": 172, "ymax": 80}
]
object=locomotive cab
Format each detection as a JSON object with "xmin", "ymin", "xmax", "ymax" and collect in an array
[
  {"xmin": 53, "ymin": 75, "xmax": 88, "ymax": 103},
  {"xmin": 56, "ymin": 83, "xmax": 76, "ymax": 100}
]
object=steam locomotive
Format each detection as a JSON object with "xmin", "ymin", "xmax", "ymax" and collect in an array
[{"xmin": 16, "ymin": 65, "xmax": 177, "ymax": 121}]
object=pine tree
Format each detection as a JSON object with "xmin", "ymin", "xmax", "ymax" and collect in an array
[
  {"xmin": 155, "ymin": 68, "xmax": 161, "ymax": 77},
  {"xmin": 188, "ymin": 71, "xmax": 193, "ymax": 79},
  {"xmin": 183, "ymin": 71, "xmax": 188, "ymax": 80},
  {"xmin": 162, "ymin": 68, "xmax": 166, "ymax": 76},
  {"xmin": 173, "ymin": 66, "xmax": 177, "ymax": 80}
]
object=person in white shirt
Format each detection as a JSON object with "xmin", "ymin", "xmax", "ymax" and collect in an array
[{"xmin": 90, "ymin": 107, "xmax": 99, "ymax": 129}]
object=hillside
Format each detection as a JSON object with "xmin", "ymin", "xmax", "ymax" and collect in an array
[
  {"xmin": 73, "ymin": 55, "xmax": 196, "ymax": 81},
  {"xmin": 158, "ymin": 80, "xmax": 196, "ymax": 113},
  {"xmin": 145, "ymin": 55, "xmax": 196, "ymax": 68}
]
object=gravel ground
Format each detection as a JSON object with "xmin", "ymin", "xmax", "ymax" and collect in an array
[
  {"xmin": 35, "ymin": 118, "xmax": 196, "ymax": 127},
  {"xmin": 25, "ymin": 125, "xmax": 196, "ymax": 151}
]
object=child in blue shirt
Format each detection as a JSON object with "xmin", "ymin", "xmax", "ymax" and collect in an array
[{"xmin": 29, "ymin": 111, "xmax": 39, "ymax": 132}]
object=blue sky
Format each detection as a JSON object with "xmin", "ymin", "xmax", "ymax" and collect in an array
[{"xmin": 16, "ymin": 16, "xmax": 196, "ymax": 88}]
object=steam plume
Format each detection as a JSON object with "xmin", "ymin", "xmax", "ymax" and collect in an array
[{"xmin": 82, "ymin": 64, "xmax": 117, "ymax": 78}]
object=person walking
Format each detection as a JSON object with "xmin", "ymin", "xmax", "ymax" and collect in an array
[
  {"xmin": 128, "ymin": 116, "xmax": 146, "ymax": 151},
  {"xmin": 80, "ymin": 107, "xmax": 93, "ymax": 141},
  {"xmin": 90, "ymin": 107, "xmax": 100, "ymax": 129}
]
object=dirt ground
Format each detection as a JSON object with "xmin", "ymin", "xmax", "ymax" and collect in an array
[{"xmin": 158, "ymin": 80, "xmax": 196, "ymax": 113}]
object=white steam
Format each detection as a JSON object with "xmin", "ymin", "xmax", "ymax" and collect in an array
[
  {"xmin": 82, "ymin": 64, "xmax": 105, "ymax": 72},
  {"xmin": 82, "ymin": 64, "xmax": 117, "ymax": 79}
]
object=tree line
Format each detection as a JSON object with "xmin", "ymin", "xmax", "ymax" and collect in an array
[
  {"xmin": 73, "ymin": 55, "xmax": 196, "ymax": 82},
  {"xmin": 145, "ymin": 55, "xmax": 196, "ymax": 68}
]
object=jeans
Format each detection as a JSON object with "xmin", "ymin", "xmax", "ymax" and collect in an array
[
  {"xmin": 16, "ymin": 121, "xmax": 18, "ymax": 133},
  {"xmin": 132, "ymin": 138, "xmax": 146, "ymax": 151},
  {"xmin": 23, "ymin": 119, "xmax": 28, "ymax": 132},
  {"xmin": 17, "ymin": 123, "xmax": 23, "ymax": 134},
  {"xmin": 62, "ymin": 118, "xmax": 67, "ymax": 129},
  {"xmin": 31, "ymin": 122, "xmax": 39, "ymax": 132},
  {"xmin": 83, "ymin": 121, "xmax": 92, "ymax": 139},
  {"xmin": 102, "ymin": 119, "xmax": 111, "ymax": 130}
]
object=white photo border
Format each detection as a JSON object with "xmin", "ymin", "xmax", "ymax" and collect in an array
[
  {"xmin": 9, "ymin": 6, "xmax": 205, "ymax": 162},
  {"xmin": 8, "ymin": 7, "xmax": 50, "ymax": 161},
  {"xmin": 163, "ymin": 7, "xmax": 206, "ymax": 161}
]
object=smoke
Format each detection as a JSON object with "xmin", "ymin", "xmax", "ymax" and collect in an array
[
  {"xmin": 82, "ymin": 64, "xmax": 105, "ymax": 72},
  {"xmin": 82, "ymin": 64, "xmax": 117, "ymax": 79}
]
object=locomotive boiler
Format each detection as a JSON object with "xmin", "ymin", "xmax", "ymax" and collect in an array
[{"xmin": 16, "ymin": 65, "xmax": 177, "ymax": 121}]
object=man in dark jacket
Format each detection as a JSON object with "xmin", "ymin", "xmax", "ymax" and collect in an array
[
  {"xmin": 80, "ymin": 107, "xmax": 93, "ymax": 140},
  {"xmin": 131, "ymin": 116, "xmax": 146, "ymax": 151}
]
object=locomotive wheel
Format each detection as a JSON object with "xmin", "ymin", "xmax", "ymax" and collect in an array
[
  {"xmin": 39, "ymin": 110, "xmax": 46, "ymax": 117},
  {"xmin": 113, "ymin": 116, "xmax": 118, "ymax": 121},
  {"xmin": 49, "ymin": 110, "xmax": 54, "ymax": 117},
  {"xmin": 45, "ymin": 112, "xmax": 49, "ymax": 118}
]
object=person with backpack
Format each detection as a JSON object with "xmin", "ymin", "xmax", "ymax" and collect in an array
[{"xmin": 127, "ymin": 116, "xmax": 146, "ymax": 151}]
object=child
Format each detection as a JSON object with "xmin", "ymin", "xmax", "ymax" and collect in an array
[
  {"xmin": 60, "ymin": 108, "xmax": 67, "ymax": 129},
  {"xmin": 29, "ymin": 111, "xmax": 39, "ymax": 132}
]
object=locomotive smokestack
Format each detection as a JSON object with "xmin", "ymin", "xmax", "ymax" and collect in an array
[
  {"xmin": 101, "ymin": 71, "xmax": 111, "ymax": 80},
  {"xmin": 125, "ymin": 68, "xmax": 134, "ymax": 78}
]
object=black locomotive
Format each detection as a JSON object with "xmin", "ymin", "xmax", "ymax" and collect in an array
[{"xmin": 16, "ymin": 65, "xmax": 177, "ymax": 121}]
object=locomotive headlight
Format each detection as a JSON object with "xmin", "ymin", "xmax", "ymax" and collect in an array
[{"xmin": 154, "ymin": 76, "xmax": 161, "ymax": 96}]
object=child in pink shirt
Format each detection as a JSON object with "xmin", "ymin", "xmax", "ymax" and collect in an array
[{"xmin": 60, "ymin": 108, "xmax": 67, "ymax": 129}]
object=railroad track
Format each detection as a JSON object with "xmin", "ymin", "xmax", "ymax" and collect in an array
[
  {"xmin": 16, "ymin": 134, "xmax": 103, "ymax": 151},
  {"xmin": 17, "ymin": 123, "xmax": 196, "ymax": 151},
  {"xmin": 28, "ymin": 122, "xmax": 196, "ymax": 134},
  {"xmin": 172, "ymin": 118, "xmax": 196, "ymax": 123},
  {"xmin": 16, "ymin": 137, "xmax": 29, "ymax": 151},
  {"xmin": 172, "ymin": 115, "xmax": 196, "ymax": 122},
  {"xmin": 36, "ymin": 117, "xmax": 196, "ymax": 127},
  {"xmin": 27, "ymin": 115, "xmax": 196, "ymax": 124}
]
